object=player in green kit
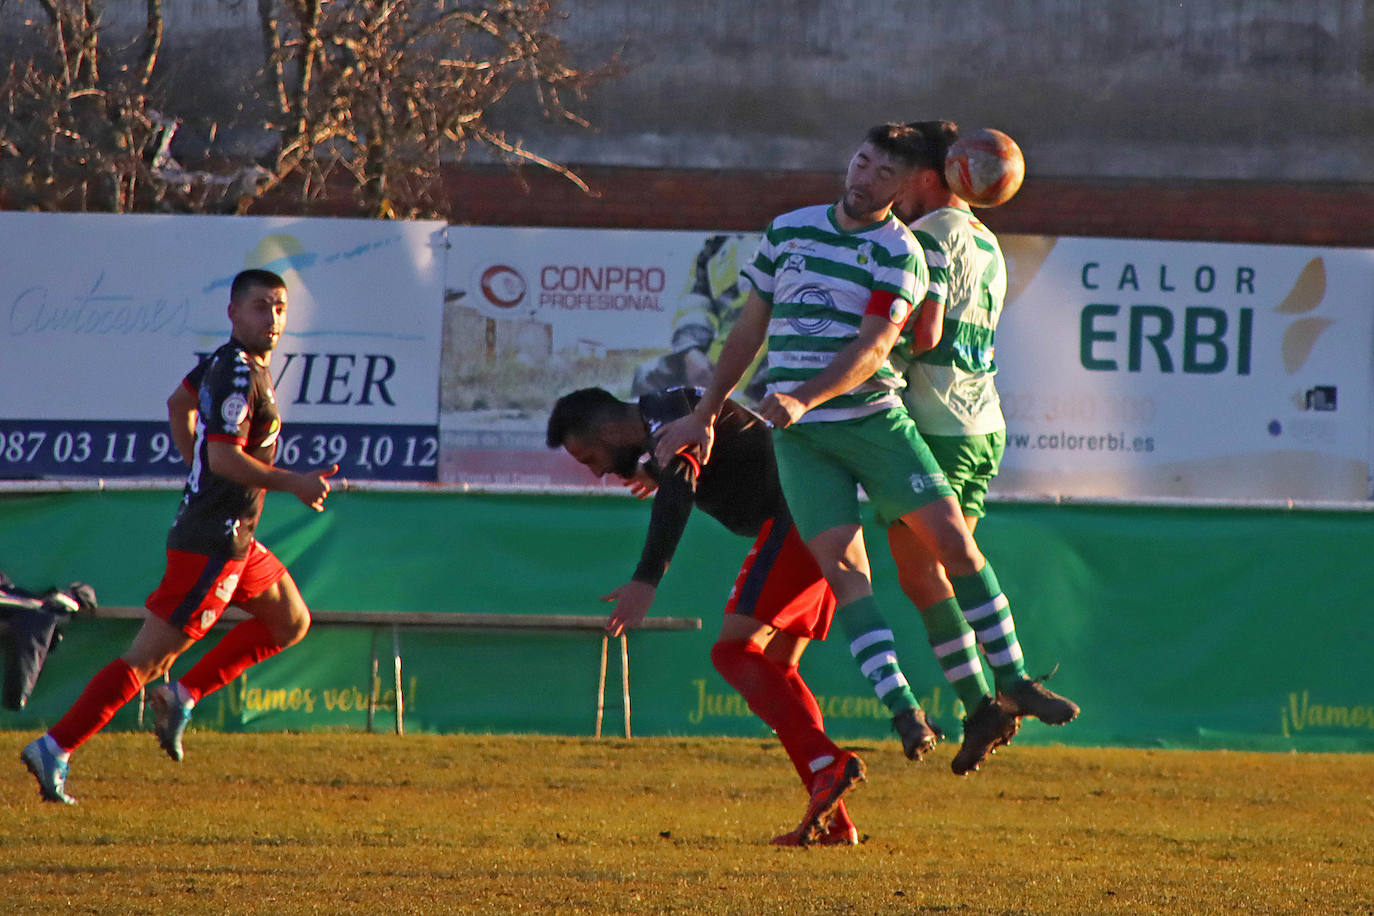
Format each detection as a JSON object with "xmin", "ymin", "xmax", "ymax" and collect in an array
[
  {"xmin": 656, "ymin": 124, "xmax": 1018, "ymax": 773},
  {"xmin": 889, "ymin": 120, "xmax": 1079, "ymax": 744}
]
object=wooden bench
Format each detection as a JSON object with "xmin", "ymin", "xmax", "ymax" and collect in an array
[{"xmin": 90, "ymin": 606, "xmax": 701, "ymax": 738}]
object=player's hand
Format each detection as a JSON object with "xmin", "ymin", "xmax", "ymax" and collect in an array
[
  {"xmin": 293, "ymin": 464, "xmax": 339, "ymax": 511},
  {"xmin": 622, "ymin": 464, "xmax": 658, "ymax": 499},
  {"xmin": 601, "ymin": 580, "xmax": 657, "ymax": 637},
  {"xmin": 758, "ymin": 392, "xmax": 808, "ymax": 429},
  {"xmin": 654, "ymin": 414, "xmax": 714, "ymax": 467}
]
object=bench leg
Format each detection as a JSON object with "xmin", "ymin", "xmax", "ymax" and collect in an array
[
  {"xmin": 392, "ymin": 622, "xmax": 404, "ymax": 736},
  {"xmin": 367, "ymin": 628, "xmax": 380, "ymax": 733},
  {"xmin": 595, "ymin": 634, "xmax": 608, "ymax": 738},
  {"xmin": 620, "ymin": 633, "xmax": 631, "ymax": 739}
]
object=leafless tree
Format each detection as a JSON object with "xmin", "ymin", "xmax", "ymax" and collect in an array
[
  {"xmin": 0, "ymin": 0, "xmax": 615, "ymax": 217},
  {"xmin": 0, "ymin": 0, "xmax": 180, "ymax": 211}
]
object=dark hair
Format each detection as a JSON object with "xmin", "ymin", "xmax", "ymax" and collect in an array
[
  {"xmin": 903, "ymin": 120, "xmax": 961, "ymax": 183},
  {"xmin": 863, "ymin": 122, "xmax": 924, "ymax": 168},
  {"xmin": 230, "ymin": 269, "xmax": 287, "ymax": 302},
  {"xmin": 546, "ymin": 387, "xmax": 630, "ymax": 448}
]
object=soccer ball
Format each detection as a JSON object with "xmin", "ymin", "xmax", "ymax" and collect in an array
[{"xmin": 944, "ymin": 128, "xmax": 1025, "ymax": 207}]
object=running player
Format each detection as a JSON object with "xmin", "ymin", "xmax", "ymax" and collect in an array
[
  {"xmin": 889, "ymin": 120, "xmax": 1078, "ymax": 729},
  {"xmin": 548, "ymin": 386, "xmax": 906, "ymax": 845},
  {"xmin": 20, "ymin": 269, "xmax": 338, "ymax": 804},
  {"xmin": 655, "ymin": 123, "xmax": 1020, "ymax": 776}
]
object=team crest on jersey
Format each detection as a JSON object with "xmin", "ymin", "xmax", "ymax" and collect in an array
[
  {"xmin": 221, "ymin": 392, "xmax": 249, "ymax": 428},
  {"xmin": 857, "ymin": 241, "xmax": 874, "ymax": 265},
  {"xmin": 781, "ymin": 254, "xmax": 806, "ymax": 274},
  {"xmin": 787, "ymin": 286, "xmax": 835, "ymax": 336}
]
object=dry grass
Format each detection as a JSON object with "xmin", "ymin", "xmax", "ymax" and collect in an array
[{"xmin": 2, "ymin": 731, "xmax": 1371, "ymax": 915}]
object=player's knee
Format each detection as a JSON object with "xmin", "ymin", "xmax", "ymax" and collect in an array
[
  {"xmin": 710, "ymin": 639, "xmax": 745, "ymax": 676},
  {"xmin": 933, "ymin": 530, "xmax": 983, "ymax": 578}
]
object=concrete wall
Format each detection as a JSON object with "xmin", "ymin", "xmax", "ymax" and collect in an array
[{"xmin": 6, "ymin": 0, "xmax": 1371, "ymax": 183}]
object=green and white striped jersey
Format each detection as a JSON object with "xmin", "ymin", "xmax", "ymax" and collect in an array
[
  {"xmin": 742, "ymin": 204, "xmax": 926, "ymax": 423},
  {"xmin": 894, "ymin": 205, "xmax": 1007, "ymax": 436}
]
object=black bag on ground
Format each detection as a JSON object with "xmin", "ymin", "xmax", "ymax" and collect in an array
[{"xmin": 0, "ymin": 571, "xmax": 97, "ymax": 710}]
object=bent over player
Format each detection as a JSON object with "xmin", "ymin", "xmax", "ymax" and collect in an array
[
  {"xmin": 20, "ymin": 269, "xmax": 337, "ymax": 804},
  {"xmin": 548, "ymin": 386, "xmax": 865, "ymax": 846}
]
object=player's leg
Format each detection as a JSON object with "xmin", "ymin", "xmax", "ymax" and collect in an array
[
  {"xmin": 21, "ymin": 614, "xmax": 193, "ymax": 803},
  {"xmin": 768, "ymin": 650, "xmax": 859, "ymax": 847},
  {"xmin": 886, "ymin": 517, "xmax": 992, "ymax": 717},
  {"xmin": 725, "ymin": 530, "xmax": 851, "ymax": 851},
  {"xmin": 895, "ymin": 499, "xmax": 1019, "ymax": 773},
  {"xmin": 151, "ymin": 543, "xmax": 307, "ymax": 761},
  {"xmin": 713, "ymin": 519, "xmax": 861, "ymax": 844},
  {"xmin": 771, "ymin": 425, "xmax": 930, "ymax": 748},
  {"xmin": 844, "ymin": 410, "xmax": 1017, "ymax": 774}
]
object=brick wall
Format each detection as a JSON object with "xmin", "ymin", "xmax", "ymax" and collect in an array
[{"xmin": 437, "ymin": 164, "xmax": 1374, "ymax": 248}]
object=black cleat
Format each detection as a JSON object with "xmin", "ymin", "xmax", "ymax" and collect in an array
[
  {"xmin": 951, "ymin": 697, "xmax": 1020, "ymax": 776},
  {"xmin": 892, "ymin": 707, "xmax": 944, "ymax": 761},
  {"xmin": 1000, "ymin": 675, "xmax": 1080, "ymax": 726}
]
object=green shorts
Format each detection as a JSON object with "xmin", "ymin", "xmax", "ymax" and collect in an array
[
  {"xmin": 772, "ymin": 408, "xmax": 954, "ymax": 540},
  {"xmin": 921, "ymin": 431, "xmax": 1006, "ymax": 519}
]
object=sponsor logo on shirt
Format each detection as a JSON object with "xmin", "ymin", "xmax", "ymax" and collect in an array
[
  {"xmin": 221, "ymin": 392, "xmax": 249, "ymax": 428},
  {"xmin": 908, "ymin": 471, "xmax": 948, "ymax": 494}
]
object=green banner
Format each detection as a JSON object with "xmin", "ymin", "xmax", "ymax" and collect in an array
[{"xmin": 1, "ymin": 490, "xmax": 1370, "ymax": 751}]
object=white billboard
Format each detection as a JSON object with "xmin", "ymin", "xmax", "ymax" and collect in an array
[
  {"xmin": 442, "ymin": 227, "xmax": 1373, "ymax": 504},
  {"xmin": 994, "ymin": 236, "xmax": 1374, "ymax": 502},
  {"xmin": 0, "ymin": 212, "xmax": 446, "ymax": 480}
]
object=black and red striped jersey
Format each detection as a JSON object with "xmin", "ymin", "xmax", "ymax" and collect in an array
[
  {"xmin": 166, "ymin": 339, "xmax": 282, "ymax": 558},
  {"xmin": 632, "ymin": 387, "xmax": 789, "ymax": 586}
]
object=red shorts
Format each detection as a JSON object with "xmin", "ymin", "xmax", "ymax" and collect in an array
[
  {"xmin": 145, "ymin": 540, "xmax": 286, "ymax": 639},
  {"xmin": 723, "ymin": 517, "xmax": 835, "ymax": 641}
]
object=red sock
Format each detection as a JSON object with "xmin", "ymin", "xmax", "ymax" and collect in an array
[
  {"xmin": 710, "ymin": 640, "xmax": 840, "ymax": 787},
  {"xmin": 783, "ymin": 665, "xmax": 826, "ymax": 731},
  {"xmin": 48, "ymin": 659, "xmax": 144, "ymax": 752},
  {"xmin": 178, "ymin": 619, "xmax": 285, "ymax": 703}
]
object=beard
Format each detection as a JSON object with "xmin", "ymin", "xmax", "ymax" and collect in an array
[{"xmin": 610, "ymin": 442, "xmax": 645, "ymax": 480}]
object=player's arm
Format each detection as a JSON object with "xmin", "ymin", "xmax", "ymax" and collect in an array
[
  {"xmin": 758, "ymin": 296, "xmax": 909, "ymax": 427},
  {"xmin": 166, "ymin": 381, "xmax": 198, "ymax": 466},
  {"xmin": 904, "ymin": 295, "xmax": 945, "ymax": 356},
  {"xmin": 603, "ymin": 453, "xmax": 699, "ymax": 637},
  {"xmin": 206, "ymin": 442, "xmax": 338, "ymax": 512},
  {"xmin": 653, "ymin": 288, "xmax": 771, "ymax": 467}
]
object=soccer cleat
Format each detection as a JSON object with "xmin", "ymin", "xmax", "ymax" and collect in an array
[
  {"xmin": 792, "ymin": 751, "xmax": 866, "ymax": 846},
  {"xmin": 20, "ymin": 738, "xmax": 76, "ymax": 805},
  {"xmin": 1000, "ymin": 675, "xmax": 1080, "ymax": 726},
  {"xmin": 891, "ymin": 707, "xmax": 944, "ymax": 761},
  {"xmin": 149, "ymin": 684, "xmax": 192, "ymax": 762},
  {"xmin": 951, "ymin": 696, "xmax": 1020, "ymax": 776},
  {"xmin": 772, "ymin": 815, "xmax": 860, "ymax": 847}
]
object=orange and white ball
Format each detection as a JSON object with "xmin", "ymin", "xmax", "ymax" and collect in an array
[{"xmin": 944, "ymin": 128, "xmax": 1025, "ymax": 207}]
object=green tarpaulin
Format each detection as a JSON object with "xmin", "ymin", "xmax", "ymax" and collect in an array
[{"xmin": 1, "ymin": 489, "xmax": 1369, "ymax": 751}]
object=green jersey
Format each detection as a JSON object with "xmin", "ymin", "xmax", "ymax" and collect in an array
[
  {"xmin": 895, "ymin": 205, "xmax": 1007, "ymax": 436},
  {"xmin": 743, "ymin": 204, "xmax": 926, "ymax": 423}
]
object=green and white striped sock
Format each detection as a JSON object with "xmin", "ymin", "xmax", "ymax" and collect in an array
[
  {"xmin": 952, "ymin": 562, "xmax": 1029, "ymax": 692},
  {"xmin": 836, "ymin": 595, "xmax": 919, "ymax": 715},
  {"xmin": 917, "ymin": 596, "xmax": 992, "ymax": 712}
]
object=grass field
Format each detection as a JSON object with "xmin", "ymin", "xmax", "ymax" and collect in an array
[{"xmin": 2, "ymin": 731, "xmax": 1371, "ymax": 915}]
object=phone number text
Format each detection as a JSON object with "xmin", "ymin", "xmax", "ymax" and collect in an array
[{"xmin": 0, "ymin": 420, "xmax": 439, "ymax": 481}]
